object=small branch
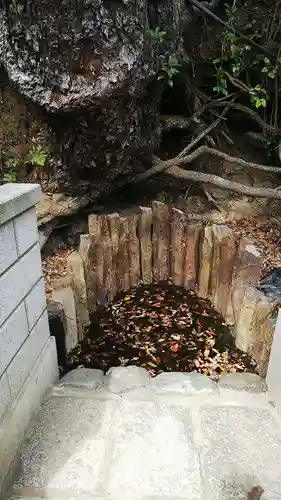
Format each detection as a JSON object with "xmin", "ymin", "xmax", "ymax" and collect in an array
[
  {"xmin": 224, "ymin": 71, "xmax": 250, "ymax": 92},
  {"xmin": 203, "ymin": 185, "xmax": 227, "ymax": 213},
  {"xmin": 193, "ymin": 146, "xmax": 281, "ymax": 173},
  {"xmin": 208, "ymin": 101, "xmax": 281, "ymax": 136},
  {"xmin": 178, "ymin": 103, "xmax": 232, "ymax": 158}
]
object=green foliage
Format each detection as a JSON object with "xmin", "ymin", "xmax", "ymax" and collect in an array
[
  {"xmin": 2, "ymin": 144, "xmax": 48, "ymax": 184},
  {"xmin": 150, "ymin": 26, "xmax": 166, "ymax": 43},
  {"xmin": 4, "ymin": 157, "xmax": 20, "ymax": 183},
  {"xmin": 9, "ymin": 0, "xmax": 24, "ymax": 16},
  {"xmin": 158, "ymin": 55, "xmax": 180, "ymax": 88},
  {"xmin": 249, "ymin": 85, "xmax": 268, "ymax": 109},
  {"xmin": 261, "ymin": 57, "xmax": 277, "ymax": 79},
  {"xmin": 213, "ymin": 66, "xmax": 228, "ymax": 96},
  {"xmin": 212, "ymin": 4, "xmax": 281, "ymax": 111},
  {"xmin": 26, "ymin": 146, "xmax": 47, "ymax": 167},
  {"xmin": 264, "ymin": 137, "xmax": 277, "ymax": 155}
]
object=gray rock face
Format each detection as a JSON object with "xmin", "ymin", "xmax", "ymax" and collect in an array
[
  {"xmin": 260, "ymin": 268, "xmax": 281, "ymax": 303},
  {"xmin": 218, "ymin": 373, "xmax": 267, "ymax": 394},
  {"xmin": 151, "ymin": 371, "xmax": 217, "ymax": 395},
  {"xmin": 57, "ymin": 368, "xmax": 104, "ymax": 390},
  {"xmin": 0, "ymin": 0, "xmax": 185, "ymax": 111},
  {"xmin": 0, "ymin": 0, "xmax": 188, "ymax": 196},
  {"xmin": 105, "ymin": 366, "xmax": 150, "ymax": 394}
]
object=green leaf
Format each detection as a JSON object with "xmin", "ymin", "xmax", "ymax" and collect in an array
[
  {"xmin": 213, "ymin": 58, "xmax": 221, "ymax": 65},
  {"xmin": 168, "ymin": 80, "xmax": 174, "ymax": 88},
  {"xmin": 268, "ymin": 71, "xmax": 276, "ymax": 79},
  {"xmin": 230, "ymin": 44, "xmax": 237, "ymax": 58},
  {"xmin": 261, "ymin": 67, "xmax": 268, "ymax": 73},
  {"xmin": 264, "ymin": 57, "xmax": 270, "ymax": 64},
  {"xmin": 26, "ymin": 147, "xmax": 47, "ymax": 167},
  {"xmin": 260, "ymin": 98, "xmax": 267, "ymax": 107}
]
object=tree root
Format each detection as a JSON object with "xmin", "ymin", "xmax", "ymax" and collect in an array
[
  {"xmin": 165, "ymin": 166, "xmax": 281, "ymax": 199},
  {"xmin": 135, "ymin": 145, "xmax": 281, "ymax": 185},
  {"xmin": 133, "ymin": 144, "xmax": 281, "ymax": 200}
]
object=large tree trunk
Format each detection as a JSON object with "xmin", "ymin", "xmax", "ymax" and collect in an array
[{"xmin": 0, "ymin": 0, "xmax": 187, "ymax": 195}]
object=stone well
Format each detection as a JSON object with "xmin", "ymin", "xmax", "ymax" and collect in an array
[{"xmin": 53, "ymin": 201, "xmax": 275, "ymax": 377}]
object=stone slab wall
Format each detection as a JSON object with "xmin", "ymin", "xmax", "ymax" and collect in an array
[
  {"xmin": 0, "ymin": 183, "xmax": 58, "ymax": 496},
  {"xmin": 66, "ymin": 202, "xmax": 275, "ymax": 378},
  {"xmin": 266, "ymin": 308, "xmax": 281, "ymax": 415}
]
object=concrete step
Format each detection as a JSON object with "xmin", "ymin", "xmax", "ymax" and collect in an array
[{"xmin": 5, "ymin": 368, "xmax": 281, "ymax": 500}]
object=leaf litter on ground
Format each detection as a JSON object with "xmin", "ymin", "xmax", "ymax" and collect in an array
[{"xmin": 67, "ymin": 283, "xmax": 257, "ymax": 380}]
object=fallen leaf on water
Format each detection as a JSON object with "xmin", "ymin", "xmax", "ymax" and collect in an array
[
  {"xmin": 67, "ymin": 283, "xmax": 257, "ymax": 380},
  {"xmin": 170, "ymin": 343, "xmax": 179, "ymax": 353}
]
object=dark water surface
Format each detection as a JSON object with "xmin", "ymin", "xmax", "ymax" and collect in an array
[{"xmin": 67, "ymin": 283, "xmax": 257, "ymax": 379}]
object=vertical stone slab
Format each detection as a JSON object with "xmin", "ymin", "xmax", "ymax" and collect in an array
[
  {"xmin": 266, "ymin": 308, "xmax": 281, "ymax": 415},
  {"xmin": 152, "ymin": 201, "xmax": 170, "ymax": 282},
  {"xmin": 198, "ymin": 226, "xmax": 213, "ymax": 299},
  {"xmin": 101, "ymin": 216, "xmax": 113, "ymax": 301},
  {"xmin": 208, "ymin": 225, "xmax": 220, "ymax": 305},
  {"xmin": 107, "ymin": 213, "xmax": 120, "ymax": 300},
  {"xmin": 248, "ymin": 294, "xmax": 274, "ymax": 376},
  {"xmin": 67, "ymin": 250, "xmax": 90, "ymax": 340},
  {"xmin": 88, "ymin": 214, "xmax": 101, "ymax": 237},
  {"xmin": 184, "ymin": 222, "xmax": 202, "ymax": 291},
  {"xmin": 138, "ymin": 207, "xmax": 152, "ymax": 285},
  {"xmin": 118, "ymin": 217, "xmax": 130, "ymax": 292},
  {"xmin": 227, "ymin": 238, "xmax": 262, "ymax": 325},
  {"xmin": 127, "ymin": 214, "xmax": 140, "ymax": 288},
  {"xmin": 210, "ymin": 225, "xmax": 238, "ymax": 316},
  {"xmin": 78, "ymin": 234, "xmax": 96, "ymax": 314},
  {"xmin": 170, "ymin": 208, "xmax": 186, "ymax": 286},
  {"xmin": 234, "ymin": 286, "xmax": 261, "ymax": 352},
  {"xmin": 88, "ymin": 214, "xmax": 104, "ymax": 305}
]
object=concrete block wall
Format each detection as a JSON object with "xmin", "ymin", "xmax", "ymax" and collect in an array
[{"xmin": 0, "ymin": 184, "xmax": 58, "ymax": 495}]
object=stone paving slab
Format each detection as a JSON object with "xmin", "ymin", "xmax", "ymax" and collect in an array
[
  {"xmin": 262, "ymin": 478, "xmax": 281, "ymax": 500},
  {"xmin": 7, "ymin": 368, "xmax": 281, "ymax": 500},
  {"xmin": 13, "ymin": 396, "xmax": 116, "ymax": 494},
  {"xmin": 202, "ymin": 406, "xmax": 281, "ymax": 500},
  {"xmin": 106, "ymin": 400, "xmax": 202, "ymax": 500}
]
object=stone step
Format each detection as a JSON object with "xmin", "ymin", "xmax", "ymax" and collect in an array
[{"xmin": 5, "ymin": 368, "xmax": 281, "ymax": 500}]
